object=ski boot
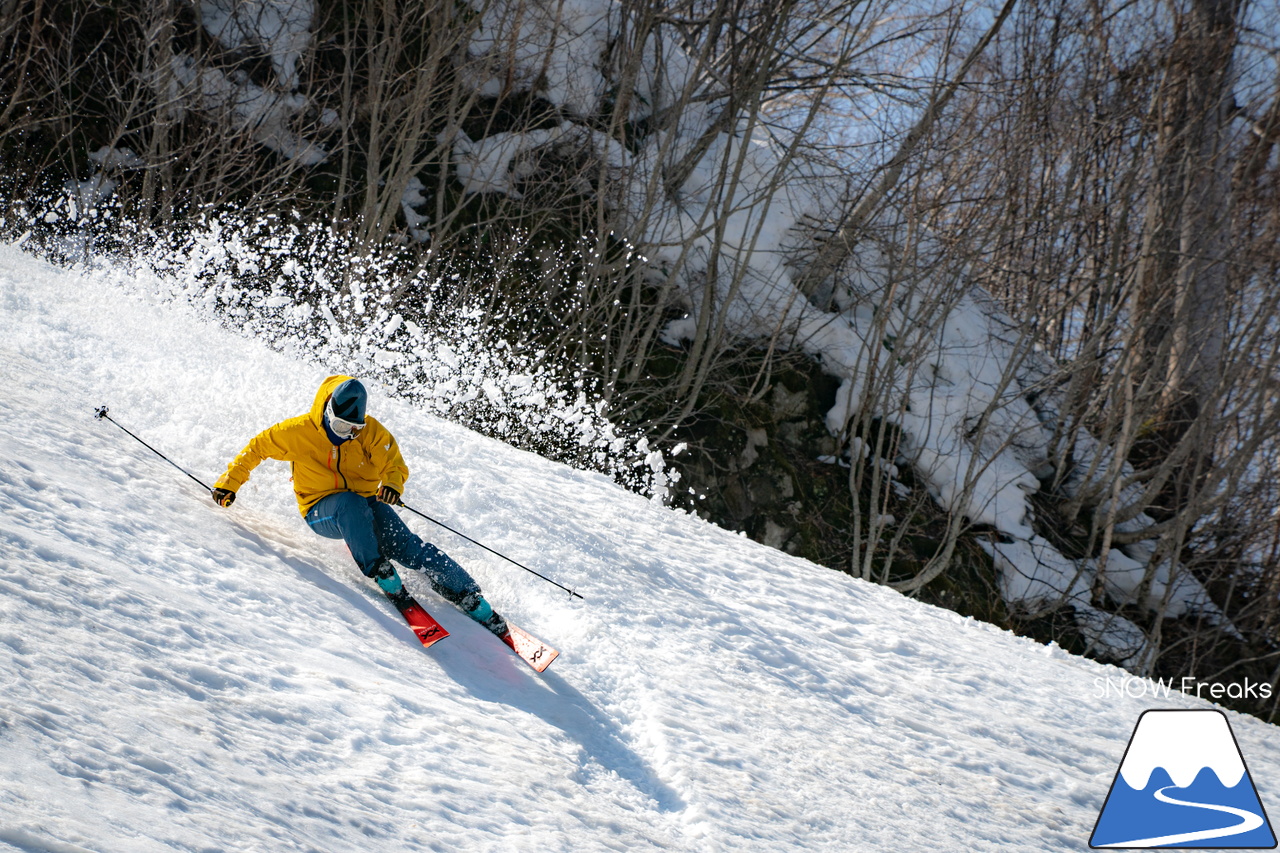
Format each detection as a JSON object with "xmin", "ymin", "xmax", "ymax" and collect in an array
[
  {"xmin": 369, "ymin": 559, "xmax": 413, "ymax": 610},
  {"xmin": 459, "ymin": 591, "xmax": 508, "ymax": 637}
]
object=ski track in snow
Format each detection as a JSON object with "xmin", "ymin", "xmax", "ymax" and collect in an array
[{"xmin": 1, "ymin": 242, "xmax": 1278, "ymax": 851}]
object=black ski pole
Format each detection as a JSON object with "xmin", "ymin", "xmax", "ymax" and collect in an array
[
  {"xmin": 94, "ymin": 406, "xmax": 213, "ymax": 493},
  {"xmin": 400, "ymin": 502, "xmax": 583, "ymax": 600}
]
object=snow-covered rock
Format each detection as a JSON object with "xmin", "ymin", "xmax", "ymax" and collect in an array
[{"xmin": 442, "ymin": 0, "xmax": 1224, "ymax": 648}]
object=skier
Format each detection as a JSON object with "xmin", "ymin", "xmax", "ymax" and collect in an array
[{"xmin": 210, "ymin": 374, "xmax": 507, "ymax": 636}]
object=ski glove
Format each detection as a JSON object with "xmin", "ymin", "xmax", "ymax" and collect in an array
[
  {"xmin": 212, "ymin": 488, "xmax": 236, "ymax": 508},
  {"xmin": 377, "ymin": 485, "xmax": 403, "ymax": 506}
]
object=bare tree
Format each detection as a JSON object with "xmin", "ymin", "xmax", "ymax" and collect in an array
[{"xmin": 1129, "ymin": 0, "xmax": 1242, "ymax": 505}]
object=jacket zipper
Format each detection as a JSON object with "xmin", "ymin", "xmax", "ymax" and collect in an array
[{"xmin": 334, "ymin": 443, "xmax": 349, "ymax": 491}]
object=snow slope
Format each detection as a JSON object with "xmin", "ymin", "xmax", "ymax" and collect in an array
[{"xmin": 1, "ymin": 241, "xmax": 1277, "ymax": 852}]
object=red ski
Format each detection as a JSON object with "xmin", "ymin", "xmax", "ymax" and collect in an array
[
  {"xmin": 499, "ymin": 621, "xmax": 559, "ymax": 672},
  {"xmin": 398, "ymin": 600, "xmax": 449, "ymax": 648},
  {"xmin": 390, "ymin": 590, "xmax": 554, "ymax": 670}
]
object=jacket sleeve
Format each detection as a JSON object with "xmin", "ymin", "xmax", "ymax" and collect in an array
[
  {"xmin": 367, "ymin": 419, "xmax": 409, "ymax": 493},
  {"xmin": 214, "ymin": 421, "xmax": 296, "ymax": 492}
]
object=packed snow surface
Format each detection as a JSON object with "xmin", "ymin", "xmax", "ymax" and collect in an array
[{"xmin": 1, "ymin": 241, "xmax": 1278, "ymax": 851}]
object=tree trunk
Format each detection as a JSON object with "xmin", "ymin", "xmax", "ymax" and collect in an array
[{"xmin": 1131, "ymin": 0, "xmax": 1240, "ymax": 486}]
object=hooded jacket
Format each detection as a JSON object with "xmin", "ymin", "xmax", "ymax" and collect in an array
[{"xmin": 215, "ymin": 375, "xmax": 409, "ymax": 516}]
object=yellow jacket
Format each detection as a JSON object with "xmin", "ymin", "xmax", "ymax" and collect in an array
[{"xmin": 216, "ymin": 375, "xmax": 409, "ymax": 516}]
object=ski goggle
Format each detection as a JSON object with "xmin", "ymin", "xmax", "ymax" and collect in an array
[{"xmin": 326, "ymin": 397, "xmax": 365, "ymax": 439}]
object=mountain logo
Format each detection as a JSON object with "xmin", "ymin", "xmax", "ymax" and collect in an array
[{"xmin": 1091, "ymin": 709, "xmax": 1276, "ymax": 849}]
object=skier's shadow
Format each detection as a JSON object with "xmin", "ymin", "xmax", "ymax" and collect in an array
[
  {"xmin": 224, "ymin": 514, "xmax": 683, "ymax": 814},
  {"xmin": 431, "ymin": 629, "xmax": 686, "ymax": 814},
  {"xmin": 225, "ymin": 517, "xmax": 413, "ymax": 638}
]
